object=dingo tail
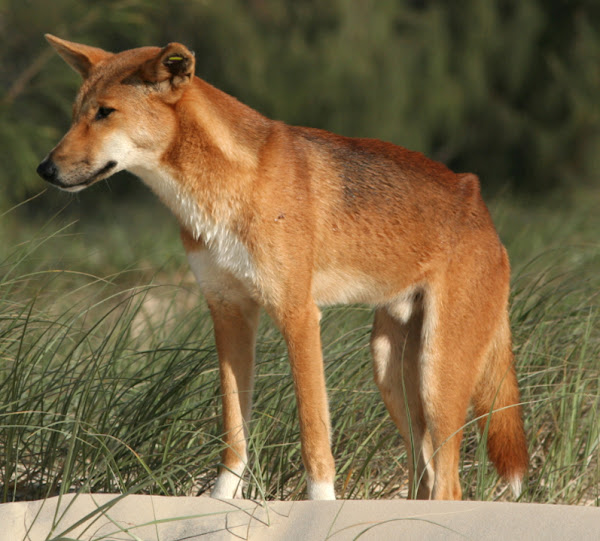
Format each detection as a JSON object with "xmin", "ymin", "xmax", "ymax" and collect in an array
[{"xmin": 473, "ymin": 319, "xmax": 529, "ymax": 496}]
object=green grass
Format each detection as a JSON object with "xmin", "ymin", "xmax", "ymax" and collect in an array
[{"xmin": 0, "ymin": 188, "xmax": 598, "ymax": 506}]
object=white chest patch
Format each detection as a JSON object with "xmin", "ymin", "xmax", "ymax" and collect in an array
[{"xmin": 132, "ymin": 166, "xmax": 256, "ymax": 283}]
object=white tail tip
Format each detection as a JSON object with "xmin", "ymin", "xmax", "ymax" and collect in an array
[{"xmin": 510, "ymin": 475, "xmax": 523, "ymax": 498}]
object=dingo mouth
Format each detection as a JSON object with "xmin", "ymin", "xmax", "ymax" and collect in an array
[{"xmin": 59, "ymin": 161, "xmax": 118, "ymax": 192}]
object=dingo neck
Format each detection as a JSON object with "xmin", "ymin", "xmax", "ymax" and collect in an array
[{"xmin": 132, "ymin": 165, "xmax": 256, "ymax": 281}]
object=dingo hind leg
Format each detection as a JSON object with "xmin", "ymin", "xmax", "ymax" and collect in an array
[
  {"xmin": 417, "ymin": 282, "xmax": 480, "ymax": 500},
  {"xmin": 371, "ymin": 298, "xmax": 435, "ymax": 499},
  {"xmin": 419, "ymin": 238, "xmax": 527, "ymax": 500}
]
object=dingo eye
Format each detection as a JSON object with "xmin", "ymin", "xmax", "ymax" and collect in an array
[{"xmin": 95, "ymin": 106, "xmax": 115, "ymax": 121}]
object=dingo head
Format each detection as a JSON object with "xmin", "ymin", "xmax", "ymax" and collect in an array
[{"xmin": 37, "ymin": 35, "xmax": 195, "ymax": 191}]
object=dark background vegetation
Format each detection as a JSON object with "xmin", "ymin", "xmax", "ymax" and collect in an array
[{"xmin": 2, "ymin": 0, "xmax": 600, "ymax": 209}]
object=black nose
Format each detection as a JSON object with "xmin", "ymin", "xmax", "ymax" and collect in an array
[{"xmin": 37, "ymin": 157, "xmax": 58, "ymax": 182}]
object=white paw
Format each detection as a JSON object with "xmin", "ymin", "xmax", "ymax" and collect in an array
[
  {"xmin": 211, "ymin": 466, "xmax": 245, "ymax": 499},
  {"xmin": 307, "ymin": 479, "xmax": 336, "ymax": 500}
]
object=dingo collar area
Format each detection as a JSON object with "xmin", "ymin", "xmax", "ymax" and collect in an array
[{"xmin": 38, "ymin": 35, "xmax": 528, "ymax": 501}]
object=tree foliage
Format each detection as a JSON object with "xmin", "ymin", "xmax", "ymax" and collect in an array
[{"xmin": 2, "ymin": 0, "xmax": 600, "ymax": 206}]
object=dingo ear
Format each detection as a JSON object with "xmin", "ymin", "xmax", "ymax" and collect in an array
[
  {"xmin": 45, "ymin": 34, "xmax": 113, "ymax": 78},
  {"xmin": 139, "ymin": 43, "xmax": 195, "ymax": 89}
]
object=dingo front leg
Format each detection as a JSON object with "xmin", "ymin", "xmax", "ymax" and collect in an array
[
  {"xmin": 275, "ymin": 301, "xmax": 336, "ymax": 500},
  {"xmin": 186, "ymin": 247, "xmax": 260, "ymax": 499},
  {"xmin": 207, "ymin": 293, "xmax": 260, "ymax": 499}
]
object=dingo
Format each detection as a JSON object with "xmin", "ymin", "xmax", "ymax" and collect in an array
[{"xmin": 37, "ymin": 35, "xmax": 528, "ymax": 500}]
